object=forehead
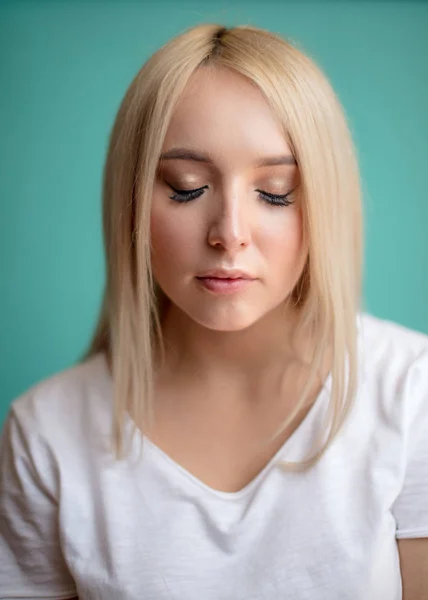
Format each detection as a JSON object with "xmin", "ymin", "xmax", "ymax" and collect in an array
[{"xmin": 162, "ymin": 66, "xmax": 292, "ymax": 169}]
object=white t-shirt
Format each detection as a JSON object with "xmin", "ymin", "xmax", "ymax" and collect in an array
[{"xmin": 1, "ymin": 312, "xmax": 428, "ymax": 600}]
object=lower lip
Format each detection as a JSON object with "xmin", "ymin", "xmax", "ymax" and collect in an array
[{"xmin": 197, "ymin": 277, "xmax": 254, "ymax": 294}]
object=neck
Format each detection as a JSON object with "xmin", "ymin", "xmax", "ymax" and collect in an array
[{"xmin": 157, "ymin": 302, "xmax": 309, "ymax": 392}]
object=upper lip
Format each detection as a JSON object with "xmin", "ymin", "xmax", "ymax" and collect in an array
[{"xmin": 197, "ymin": 269, "xmax": 255, "ymax": 280}]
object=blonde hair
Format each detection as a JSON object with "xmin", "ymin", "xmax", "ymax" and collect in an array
[{"xmin": 82, "ymin": 23, "xmax": 363, "ymax": 471}]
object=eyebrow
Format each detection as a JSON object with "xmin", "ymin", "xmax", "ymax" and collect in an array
[{"xmin": 159, "ymin": 148, "xmax": 297, "ymax": 167}]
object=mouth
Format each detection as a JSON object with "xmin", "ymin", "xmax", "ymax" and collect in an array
[
  {"xmin": 196, "ymin": 269, "xmax": 254, "ymax": 280},
  {"xmin": 196, "ymin": 270, "xmax": 256, "ymax": 294}
]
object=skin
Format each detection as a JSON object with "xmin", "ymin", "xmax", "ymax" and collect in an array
[{"xmin": 398, "ymin": 538, "xmax": 428, "ymax": 600}]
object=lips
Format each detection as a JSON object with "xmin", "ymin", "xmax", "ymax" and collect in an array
[
  {"xmin": 196, "ymin": 269, "xmax": 256, "ymax": 294},
  {"xmin": 196, "ymin": 269, "xmax": 254, "ymax": 280}
]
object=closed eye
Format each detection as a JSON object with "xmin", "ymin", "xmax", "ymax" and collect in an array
[
  {"xmin": 168, "ymin": 185, "xmax": 208, "ymax": 203},
  {"xmin": 167, "ymin": 184, "xmax": 295, "ymax": 207},
  {"xmin": 255, "ymin": 189, "xmax": 295, "ymax": 207}
]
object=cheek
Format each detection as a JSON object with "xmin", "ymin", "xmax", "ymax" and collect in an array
[
  {"xmin": 150, "ymin": 203, "xmax": 200, "ymax": 277},
  {"xmin": 259, "ymin": 208, "xmax": 304, "ymax": 265}
]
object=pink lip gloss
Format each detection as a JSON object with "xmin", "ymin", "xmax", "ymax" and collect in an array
[{"xmin": 197, "ymin": 277, "xmax": 253, "ymax": 294}]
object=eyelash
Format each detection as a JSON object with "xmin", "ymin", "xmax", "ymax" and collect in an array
[{"xmin": 167, "ymin": 185, "xmax": 295, "ymax": 207}]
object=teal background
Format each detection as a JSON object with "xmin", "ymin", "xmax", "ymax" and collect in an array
[{"xmin": 1, "ymin": 1, "xmax": 427, "ymax": 424}]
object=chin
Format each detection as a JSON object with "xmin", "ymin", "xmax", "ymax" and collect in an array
[{"xmin": 189, "ymin": 310, "xmax": 262, "ymax": 333}]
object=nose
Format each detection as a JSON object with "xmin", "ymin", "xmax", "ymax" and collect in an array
[{"xmin": 207, "ymin": 191, "xmax": 251, "ymax": 252}]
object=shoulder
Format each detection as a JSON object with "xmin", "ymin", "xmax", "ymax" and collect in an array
[
  {"xmin": 356, "ymin": 312, "xmax": 428, "ymax": 439},
  {"xmin": 358, "ymin": 312, "xmax": 428, "ymax": 388},
  {"xmin": 358, "ymin": 311, "xmax": 428, "ymax": 364},
  {"xmin": 3, "ymin": 353, "xmax": 113, "ymax": 458}
]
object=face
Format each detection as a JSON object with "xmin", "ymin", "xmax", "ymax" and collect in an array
[{"xmin": 150, "ymin": 66, "xmax": 307, "ymax": 332}]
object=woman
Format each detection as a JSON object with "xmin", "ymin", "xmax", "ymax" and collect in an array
[{"xmin": 1, "ymin": 23, "xmax": 427, "ymax": 600}]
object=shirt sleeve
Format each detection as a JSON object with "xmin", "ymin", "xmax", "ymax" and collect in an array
[
  {"xmin": 0, "ymin": 406, "xmax": 77, "ymax": 599},
  {"xmin": 392, "ymin": 348, "xmax": 428, "ymax": 539}
]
